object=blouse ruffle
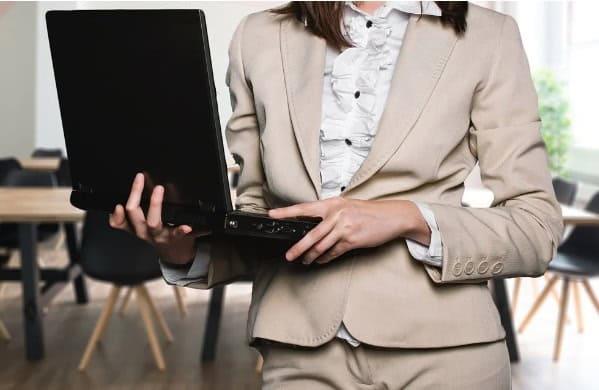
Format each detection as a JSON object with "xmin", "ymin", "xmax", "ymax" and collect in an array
[{"xmin": 319, "ymin": 10, "xmax": 395, "ymax": 197}]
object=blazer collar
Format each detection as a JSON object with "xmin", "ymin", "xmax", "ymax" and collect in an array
[
  {"xmin": 280, "ymin": 13, "xmax": 458, "ymax": 198},
  {"xmin": 344, "ymin": 1, "xmax": 443, "ymax": 18}
]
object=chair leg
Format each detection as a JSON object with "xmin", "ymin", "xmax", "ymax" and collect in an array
[
  {"xmin": 78, "ymin": 285, "xmax": 121, "ymax": 371},
  {"xmin": 135, "ymin": 286, "xmax": 166, "ymax": 371},
  {"xmin": 0, "ymin": 284, "xmax": 10, "ymax": 341},
  {"xmin": 543, "ymin": 274, "xmax": 571, "ymax": 323},
  {"xmin": 511, "ymin": 278, "xmax": 522, "ymax": 315},
  {"xmin": 518, "ymin": 276, "xmax": 559, "ymax": 333},
  {"xmin": 118, "ymin": 287, "xmax": 133, "ymax": 316},
  {"xmin": 546, "ymin": 273, "xmax": 561, "ymax": 304},
  {"xmin": 173, "ymin": 287, "xmax": 187, "ymax": 318},
  {"xmin": 53, "ymin": 229, "xmax": 66, "ymax": 251},
  {"xmin": 201, "ymin": 285, "xmax": 226, "ymax": 362},
  {"xmin": 139, "ymin": 285, "xmax": 173, "ymax": 343},
  {"xmin": 581, "ymin": 280, "xmax": 599, "ymax": 312},
  {"xmin": 572, "ymin": 282, "xmax": 584, "ymax": 333},
  {"xmin": 0, "ymin": 319, "xmax": 10, "ymax": 341},
  {"xmin": 554, "ymin": 278, "xmax": 571, "ymax": 362}
]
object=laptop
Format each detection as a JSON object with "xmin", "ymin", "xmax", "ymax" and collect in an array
[{"xmin": 46, "ymin": 9, "xmax": 320, "ymax": 241}]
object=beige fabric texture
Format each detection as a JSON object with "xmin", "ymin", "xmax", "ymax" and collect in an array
[
  {"xmin": 258, "ymin": 338, "xmax": 511, "ymax": 389},
  {"xmin": 170, "ymin": 4, "xmax": 564, "ymax": 350}
]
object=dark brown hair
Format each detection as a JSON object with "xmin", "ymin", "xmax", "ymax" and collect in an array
[{"xmin": 271, "ymin": 1, "xmax": 468, "ymax": 50}]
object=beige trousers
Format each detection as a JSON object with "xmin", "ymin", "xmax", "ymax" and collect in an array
[{"xmin": 258, "ymin": 338, "xmax": 511, "ymax": 390}]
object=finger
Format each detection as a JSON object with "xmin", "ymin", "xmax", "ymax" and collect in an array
[
  {"xmin": 146, "ymin": 185, "xmax": 164, "ymax": 234},
  {"xmin": 285, "ymin": 216, "xmax": 336, "ymax": 262},
  {"xmin": 125, "ymin": 173, "xmax": 148, "ymax": 238},
  {"xmin": 125, "ymin": 172, "xmax": 145, "ymax": 211},
  {"xmin": 109, "ymin": 204, "xmax": 130, "ymax": 231},
  {"xmin": 172, "ymin": 225, "xmax": 193, "ymax": 237},
  {"xmin": 269, "ymin": 201, "xmax": 321, "ymax": 220},
  {"xmin": 302, "ymin": 228, "xmax": 342, "ymax": 265},
  {"xmin": 315, "ymin": 242, "xmax": 348, "ymax": 265}
]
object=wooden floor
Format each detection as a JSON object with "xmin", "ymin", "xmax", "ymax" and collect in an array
[{"xmin": 0, "ymin": 241, "xmax": 598, "ymax": 389}]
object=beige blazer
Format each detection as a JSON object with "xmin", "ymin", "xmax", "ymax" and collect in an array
[{"xmin": 177, "ymin": 3, "xmax": 564, "ymax": 349}]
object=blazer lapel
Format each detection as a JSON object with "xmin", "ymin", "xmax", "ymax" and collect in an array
[
  {"xmin": 280, "ymin": 17, "xmax": 326, "ymax": 199},
  {"xmin": 347, "ymin": 14, "xmax": 459, "ymax": 192}
]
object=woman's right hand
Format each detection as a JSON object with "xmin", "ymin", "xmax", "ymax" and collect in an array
[{"xmin": 109, "ymin": 172, "xmax": 202, "ymax": 265}]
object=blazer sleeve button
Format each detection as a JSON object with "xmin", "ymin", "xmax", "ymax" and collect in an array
[
  {"xmin": 464, "ymin": 261, "xmax": 475, "ymax": 275},
  {"xmin": 452, "ymin": 262, "xmax": 463, "ymax": 277},
  {"xmin": 491, "ymin": 262, "xmax": 504, "ymax": 275},
  {"xmin": 477, "ymin": 261, "xmax": 490, "ymax": 274}
]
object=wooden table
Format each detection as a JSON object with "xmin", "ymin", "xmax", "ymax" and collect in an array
[
  {"xmin": 461, "ymin": 188, "xmax": 599, "ymax": 362},
  {"xmin": 17, "ymin": 158, "xmax": 61, "ymax": 172},
  {"xmin": 0, "ymin": 188, "xmax": 88, "ymax": 361},
  {"xmin": 561, "ymin": 204, "xmax": 599, "ymax": 225}
]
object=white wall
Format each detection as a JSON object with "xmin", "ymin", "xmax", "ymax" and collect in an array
[
  {"xmin": 34, "ymin": 1, "xmax": 77, "ymax": 152},
  {"xmin": 0, "ymin": 2, "xmax": 37, "ymax": 158},
  {"xmin": 34, "ymin": 1, "xmax": 281, "ymax": 153}
]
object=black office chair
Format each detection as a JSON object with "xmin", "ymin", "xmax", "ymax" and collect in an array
[
  {"xmin": 0, "ymin": 158, "xmax": 22, "ymax": 265},
  {"xmin": 31, "ymin": 148, "xmax": 63, "ymax": 158},
  {"xmin": 0, "ymin": 158, "xmax": 21, "ymax": 183},
  {"xmin": 0, "ymin": 171, "xmax": 60, "ymax": 254},
  {"xmin": 518, "ymin": 192, "xmax": 599, "ymax": 361},
  {"xmin": 0, "ymin": 158, "xmax": 21, "ymax": 339},
  {"xmin": 55, "ymin": 158, "xmax": 71, "ymax": 187},
  {"xmin": 552, "ymin": 177, "xmax": 578, "ymax": 206},
  {"xmin": 77, "ymin": 210, "xmax": 178, "ymax": 371}
]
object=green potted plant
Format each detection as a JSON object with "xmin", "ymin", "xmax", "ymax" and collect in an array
[{"xmin": 533, "ymin": 69, "xmax": 572, "ymax": 177}]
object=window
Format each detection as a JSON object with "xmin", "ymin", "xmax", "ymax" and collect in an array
[{"xmin": 569, "ymin": 2, "xmax": 599, "ymax": 149}]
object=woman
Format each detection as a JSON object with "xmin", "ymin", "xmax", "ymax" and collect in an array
[{"xmin": 110, "ymin": 2, "xmax": 563, "ymax": 388}]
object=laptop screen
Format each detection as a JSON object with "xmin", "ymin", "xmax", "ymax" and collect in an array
[{"xmin": 46, "ymin": 9, "xmax": 232, "ymax": 214}]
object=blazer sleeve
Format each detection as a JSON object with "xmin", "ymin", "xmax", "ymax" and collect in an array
[
  {"xmin": 225, "ymin": 15, "xmax": 269, "ymax": 214},
  {"xmin": 422, "ymin": 15, "xmax": 564, "ymax": 284},
  {"xmin": 160, "ymin": 15, "xmax": 269, "ymax": 289}
]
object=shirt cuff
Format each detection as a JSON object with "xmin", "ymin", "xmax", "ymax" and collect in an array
[
  {"xmin": 405, "ymin": 202, "xmax": 444, "ymax": 268},
  {"xmin": 159, "ymin": 240, "xmax": 212, "ymax": 286}
]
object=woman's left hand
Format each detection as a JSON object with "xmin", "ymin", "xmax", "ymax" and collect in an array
[{"xmin": 268, "ymin": 197, "xmax": 431, "ymax": 265}]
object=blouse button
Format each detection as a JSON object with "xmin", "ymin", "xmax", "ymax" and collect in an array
[
  {"xmin": 354, "ymin": 90, "xmax": 360, "ymax": 99},
  {"xmin": 366, "ymin": 20, "xmax": 373, "ymax": 28},
  {"xmin": 341, "ymin": 186, "xmax": 346, "ymax": 191},
  {"xmin": 345, "ymin": 138, "xmax": 352, "ymax": 146}
]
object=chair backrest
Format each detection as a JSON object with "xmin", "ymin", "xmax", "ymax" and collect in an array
[
  {"xmin": 2, "ymin": 170, "xmax": 57, "ymax": 188},
  {"xmin": 0, "ymin": 158, "xmax": 22, "ymax": 185},
  {"xmin": 552, "ymin": 177, "xmax": 578, "ymax": 206},
  {"xmin": 31, "ymin": 148, "xmax": 64, "ymax": 158},
  {"xmin": 80, "ymin": 211, "xmax": 162, "ymax": 285},
  {"xmin": 56, "ymin": 158, "xmax": 72, "ymax": 187},
  {"xmin": 559, "ymin": 191, "xmax": 599, "ymax": 257}
]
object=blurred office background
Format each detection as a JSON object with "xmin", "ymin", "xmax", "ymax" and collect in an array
[{"xmin": 0, "ymin": 1, "xmax": 598, "ymax": 389}]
